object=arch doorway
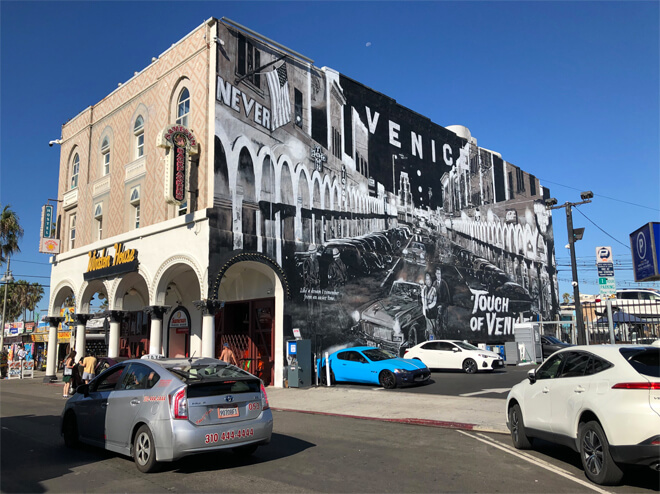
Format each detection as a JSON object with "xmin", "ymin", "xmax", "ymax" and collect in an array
[{"xmin": 215, "ymin": 261, "xmax": 280, "ymax": 386}]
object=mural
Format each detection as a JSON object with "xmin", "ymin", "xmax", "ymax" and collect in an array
[{"xmin": 210, "ymin": 26, "xmax": 558, "ymax": 355}]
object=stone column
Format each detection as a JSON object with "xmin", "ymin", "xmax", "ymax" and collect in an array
[
  {"xmin": 193, "ymin": 300, "xmax": 225, "ymax": 358},
  {"xmin": 73, "ymin": 313, "xmax": 93, "ymax": 359},
  {"xmin": 43, "ymin": 316, "xmax": 64, "ymax": 383},
  {"xmin": 105, "ymin": 311, "xmax": 126, "ymax": 358},
  {"xmin": 144, "ymin": 306, "xmax": 170, "ymax": 356}
]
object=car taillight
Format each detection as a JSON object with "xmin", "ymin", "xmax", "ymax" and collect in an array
[
  {"xmin": 260, "ymin": 382, "xmax": 270, "ymax": 410},
  {"xmin": 612, "ymin": 382, "xmax": 660, "ymax": 390},
  {"xmin": 170, "ymin": 387, "xmax": 188, "ymax": 419}
]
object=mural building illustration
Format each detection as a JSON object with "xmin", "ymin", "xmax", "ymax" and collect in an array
[{"xmin": 208, "ymin": 25, "xmax": 558, "ymax": 356}]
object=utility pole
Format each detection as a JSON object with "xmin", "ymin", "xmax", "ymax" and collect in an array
[{"xmin": 545, "ymin": 191, "xmax": 593, "ymax": 345}]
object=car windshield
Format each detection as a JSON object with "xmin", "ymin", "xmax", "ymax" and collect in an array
[
  {"xmin": 166, "ymin": 362, "xmax": 252, "ymax": 382},
  {"xmin": 454, "ymin": 341, "xmax": 480, "ymax": 351},
  {"xmin": 544, "ymin": 335, "xmax": 563, "ymax": 344},
  {"xmin": 619, "ymin": 347, "xmax": 660, "ymax": 378},
  {"xmin": 362, "ymin": 348, "xmax": 396, "ymax": 362},
  {"xmin": 390, "ymin": 282, "xmax": 420, "ymax": 300}
]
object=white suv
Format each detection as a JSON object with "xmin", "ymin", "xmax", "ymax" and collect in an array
[{"xmin": 505, "ymin": 345, "xmax": 660, "ymax": 485}]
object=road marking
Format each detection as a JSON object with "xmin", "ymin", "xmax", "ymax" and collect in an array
[
  {"xmin": 459, "ymin": 388, "xmax": 510, "ymax": 397},
  {"xmin": 457, "ymin": 430, "xmax": 613, "ymax": 494}
]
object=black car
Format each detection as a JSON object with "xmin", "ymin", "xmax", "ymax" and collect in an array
[{"xmin": 540, "ymin": 335, "xmax": 572, "ymax": 358}]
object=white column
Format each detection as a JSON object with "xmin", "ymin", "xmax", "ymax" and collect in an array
[
  {"xmin": 150, "ymin": 318, "xmax": 163, "ymax": 355},
  {"xmin": 201, "ymin": 313, "xmax": 215, "ymax": 358},
  {"xmin": 44, "ymin": 318, "xmax": 61, "ymax": 380}
]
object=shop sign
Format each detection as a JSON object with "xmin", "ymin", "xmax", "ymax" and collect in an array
[
  {"xmin": 40, "ymin": 238, "xmax": 61, "ymax": 254},
  {"xmin": 41, "ymin": 204, "xmax": 53, "ymax": 238},
  {"xmin": 169, "ymin": 306, "xmax": 191, "ymax": 334},
  {"xmin": 311, "ymin": 146, "xmax": 327, "ymax": 173},
  {"xmin": 157, "ymin": 125, "xmax": 199, "ymax": 205},
  {"xmin": 84, "ymin": 242, "xmax": 139, "ymax": 281}
]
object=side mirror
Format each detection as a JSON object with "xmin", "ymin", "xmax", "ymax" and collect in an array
[
  {"xmin": 452, "ymin": 347, "xmax": 459, "ymax": 352},
  {"xmin": 76, "ymin": 384, "xmax": 90, "ymax": 396},
  {"xmin": 527, "ymin": 369, "xmax": 537, "ymax": 384}
]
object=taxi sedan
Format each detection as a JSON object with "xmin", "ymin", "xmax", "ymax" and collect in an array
[{"xmin": 61, "ymin": 356, "xmax": 273, "ymax": 472}]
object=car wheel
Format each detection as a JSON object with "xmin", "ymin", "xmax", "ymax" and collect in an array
[
  {"xmin": 462, "ymin": 358, "xmax": 478, "ymax": 374},
  {"xmin": 579, "ymin": 421, "xmax": 623, "ymax": 485},
  {"xmin": 379, "ymin": 370, "xmax": 397, "ymax": 389},
  {"xmin": 62, "ymin": 413, "xmax": 79, "ymax": 448},
  {"xmin": 233, "ymin": 444, "xmax": 258, "ymax": 458},
  {"xmin": 508, "ymin": 404, "xmax": 532, "ymax": 449},
  {"xmin": 320, "ymin": 366, "xmax": 335, "ymax": 385},
  {"xmin": 133, "ymin": 425, "xmax": 159, "ymax": 473}
]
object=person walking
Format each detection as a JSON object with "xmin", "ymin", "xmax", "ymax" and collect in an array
[
  {"xmin": 81, "ymin": 351, "xmax": 97, "ymax": 384},
  {"xmin": 218, "ymin": 343, "xmax": 239, "ymax": 366},
  {"xmin": 62, "ymin": 350, "xmax": 77, "ymax": 398}
]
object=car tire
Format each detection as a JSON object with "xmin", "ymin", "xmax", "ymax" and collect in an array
[
  {"xmin": 379, "ymin": 370, "xmax": 397, "ymax": 389},
  {"xmin": 133, "ymin": 425, "xmax": 159, "ymax": 473},
  {"xmin": 508, "ymin": 404, "xmax": 532, "ymax": 450},
  {"xmin": 233, "ymin": 444, "xmax": 258, "ymax": 458},
  {"xmin": 62, "ymin": 413, "xmax": 79, "ymax": 448},
  {"xmin": 578, "ymin": 420, "xmax": 624, "ymax": 485},
  {"xmin": 320, "ymin": 366, "xmax": 335, "ymax": 385},
  {"xmin": 462, "ymin": 358, "xmax": 478, "ymax": 374}
]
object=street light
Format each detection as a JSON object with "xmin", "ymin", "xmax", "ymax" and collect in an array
[
  {"xmin": 546, "ymin": 191, "xmax": 593, "ymax": 345},
  {"xmin": 1, "ymin": 258, "xmax": 15, "ymax": 351},
  {"xmin": 391, "ymin": 153, "xmax": 407, "ymax": 196}
]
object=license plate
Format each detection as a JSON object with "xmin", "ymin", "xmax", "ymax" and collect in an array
[{"xmin": 215, "ymin": 406, "xmax": 239, "ymax": 419}]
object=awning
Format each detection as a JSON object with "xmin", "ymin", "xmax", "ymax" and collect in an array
[{"xmin": 595, "ymin": 312, "xmax": 647, "ymax": 324}]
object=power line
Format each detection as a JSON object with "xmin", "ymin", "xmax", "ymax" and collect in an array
[
  {"xmin": 573, "ymin": 206, "xmax": 631, "ymax": 250},
  {"xmin": 538, "ymin": 177, "xmax": 660, "ymax": 212}
]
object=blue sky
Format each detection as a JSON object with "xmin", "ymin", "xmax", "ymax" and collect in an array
[{"xmin": 1, "ymin": 1, "xmax": 658, "ymax": 316}]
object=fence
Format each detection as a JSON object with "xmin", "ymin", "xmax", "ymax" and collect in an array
[{"xmin": 581, "ymin": 299, "xmax": 660, "ymax": 345}]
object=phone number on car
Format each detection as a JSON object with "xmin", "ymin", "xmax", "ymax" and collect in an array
[{"xmin": 205, "ymin": 428, "xmax": 254, "ymax": 444}]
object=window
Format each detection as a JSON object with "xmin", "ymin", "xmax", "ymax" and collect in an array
[
  {"xmin": 69, "ymin": 214, "xmax": 76, "ymax": 250},
  {"xmin": 92, "ymin": 366, "xmax": 125, "ymax": 392},
  {"xmin": 536, "ymin": 353, "xmax": 565, "ymax": 380},
  {"xmin": 237, "ymin": 33, "xmax": 261, "ymax": 87},
  {"xmin": 120, "ymin": 364, "xmax": 159, "ymax": 390},
  {"xmin": 332, "ymin": 127, "xmax": 342, "ymax": 159},
  {"xmin": 94, "ymin": 203, "xmax": 103, "ymax": 240},
  {"xmin": 559, "ymin": 352, "xmax": 590, "ymax": 378},
  {"xmin": 176, "ymin": 88, "xmax": 190, "ymax": 127},
  {"xmin": 101, "ymin": 137, "xmax": 111, "ymax": 175},
  {"xmin": 130, "ymin": 187, "xmax": 140, "ymax": 229},
  {"xmin": 70, "ymin": 153, "xmax": 80, "ymax": 189},
  {"xmin": 134, "ymin": 116, "xmax": 144, "ymax": 158},
  {"xmin": 294, "ymin": 88, "xmax": 303, "ymax": 128}
]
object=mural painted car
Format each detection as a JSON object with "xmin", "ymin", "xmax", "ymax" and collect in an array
[
  {"xmin": 317, "ymin": 346, "xmax": 431, "ymax": 389},
  {"xmin": 351, "ymin": 280, "xmax": 426, "ymax": 356},
  {"xmin": 61, "ymin": 357, "xmax": 273, "ymax": 472},
  {"xmin": 402, "ymin": 241, "xmax": 427, "ymax": 266}
]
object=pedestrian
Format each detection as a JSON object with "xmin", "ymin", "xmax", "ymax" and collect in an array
[
  {"xmin": 62, "ymin": 350, "xmax": 77, "ymax": 397},
  {"xmin": 81, "ymin": 351, "xmax": 97, "ymax": 384},
  {"xmin": 218, "ymin": 343, "xmax": 238, "ymax": 366},
  {"xmin": 16, "ymin": 345, "xmax": 27, "ymax": 379},
  {"xmin": 434, "ymin": 266, "xmax": 452, "ymax": 338},
  {"xmin": 421, "ymin": 271, "xmax": 438, "ymax": 340}
]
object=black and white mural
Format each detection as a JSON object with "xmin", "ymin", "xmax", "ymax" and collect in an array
[{"xmin": 210, "ymin": 27, "xmax": 558, "ymax": 356}]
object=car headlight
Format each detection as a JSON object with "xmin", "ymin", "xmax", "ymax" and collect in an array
[
  {"xmin": 477, "ymin": 353, "xmax": 492, "ymax": 359},
  {"xmin": 393, "ymin": 319, "xmax": 402, "ymax": 336},
  {"xmin": 351, "ymin": 310, "xmax": 360, "ymax": 323},
  {"xmin": 392, "ymin": 368, "xmax": 410, "ymax": 374}
]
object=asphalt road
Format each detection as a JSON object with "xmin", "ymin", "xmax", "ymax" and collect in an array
[
  {"xmin": 328, "ymin": 363, "xmax": 534, "ymax": 398},
  {"xmin": 2, "ymin": 378, "xmax": 658, "ymax": 493}
]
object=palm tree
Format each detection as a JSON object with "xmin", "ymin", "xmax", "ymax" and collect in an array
[
  {"xmin": 26, "ymin": 283, "xmax": 44, "ymax": 321},
  {"xmin": 11, "ymin": 280, "xmax": 30, "ymax": 322},
  {"xmin": 0, "ymin": 205, "xmax": 23, "ymax": 265}
]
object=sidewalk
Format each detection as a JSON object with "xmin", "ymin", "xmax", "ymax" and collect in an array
[{"xmin": 7, "ymin": 369, "xmax": 509, "ymax": 435}]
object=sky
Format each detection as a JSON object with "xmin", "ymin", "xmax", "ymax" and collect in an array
[{"xmin": 1, "ymin": 0, "xmax": 658, "ymax": 317}]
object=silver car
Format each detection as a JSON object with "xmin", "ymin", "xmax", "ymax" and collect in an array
[{"xmin": 61, "ymin": 356, "xmax": 273, "ymax": 472}]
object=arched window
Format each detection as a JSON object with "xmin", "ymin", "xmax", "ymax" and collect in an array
[
  {"xmin": 176, "ymin": 88, "xmax": 190, "ymax": 127},
  {"xmin": 130, "ymin": 186, "xmax": 140, "ymax": 229},
  {"xmin": 134, "ymin": 116, "xmax": 144, "ymax": 158},
  {"xmin": 70, "ymin": 153, "xmax": 80, "ymax": 189},
  {"xmin": 94, "ymin": 203, "xmax": 103, "ymax": 240},
  {"xmin": 101, "ymin": 136, "xmax": 111, "ymax": 175}
]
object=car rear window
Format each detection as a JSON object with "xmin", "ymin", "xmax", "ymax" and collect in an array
[
  {"xmin": 166, "ymin": 362, "xmax": 253, "ymax": 383},
  {"xmin": 619, "ymin": 347, "xmax": 660, "ymax": 378}
]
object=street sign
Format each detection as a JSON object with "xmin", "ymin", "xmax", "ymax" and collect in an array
[
  {"xmin": 630, "ymin": 222, "xmax": 660, "ymax": 282},
  {"xmin": 596, "ymin": 246, "xmax": 616, "ymax": 297}
]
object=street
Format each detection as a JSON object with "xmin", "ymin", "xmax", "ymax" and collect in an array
[{"xmin": 1, "ymin": 379, "xmax": 658, "ymax": 493}]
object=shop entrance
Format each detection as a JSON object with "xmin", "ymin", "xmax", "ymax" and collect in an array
[
  {"xmin": 215, "ymin": 298, "xmax": 274, "ymax": 385},
  {"xmin": 119, "ymin": 311, "xmax": 150, "ymax": 358}
]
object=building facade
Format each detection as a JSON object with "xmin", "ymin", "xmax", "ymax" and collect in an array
[{"xmin": 45, "ymin": 18, "xmax": 558, "ymax": 386}]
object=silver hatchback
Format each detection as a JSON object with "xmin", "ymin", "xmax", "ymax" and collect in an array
[{"xmin": 61, "ymin": 356, "xmax": 273, "ymax": 472}]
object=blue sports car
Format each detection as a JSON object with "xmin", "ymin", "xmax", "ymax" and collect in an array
[{"xmin": 317, "ymin": 346, "xmax": 431, "ymax": 389}]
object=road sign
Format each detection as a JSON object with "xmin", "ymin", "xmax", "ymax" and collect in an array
[{"xmin": 596, "ymin": 246, "xmax": 616, "ymax": 297}]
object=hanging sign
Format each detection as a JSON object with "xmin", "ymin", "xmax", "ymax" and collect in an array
[{"xmin": 157, "ymin": 125, "xmax": 199, "ymax": 204}]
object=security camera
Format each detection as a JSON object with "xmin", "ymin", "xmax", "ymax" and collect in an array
[
  {"xmin": 49, "ymin": 139, "xmax": 63, "ymax": 147},
  {"xmin": 571, "ymin": 281, "xmax": 578, "ymax": 287},
  {"xmin": 213, "ymin": 36, "xmax": 225, "ymax": 46}
]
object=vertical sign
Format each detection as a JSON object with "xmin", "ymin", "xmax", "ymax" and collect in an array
[
  {"xmin": 630, "ymin": 222, "xmax": 660, "ymax": 282},
  {"xmin": 42, "ymin": 204, "xmax": 53, "ymax": 238},
  {"xmin": 596, "ymin": 246, "xmax": 616, "ymax": 297}
]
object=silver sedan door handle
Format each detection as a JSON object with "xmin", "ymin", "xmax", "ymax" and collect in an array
[
  {"xmin": 574, "ymin": 386, "xmax": 585, "ymax": 394},
  {"xmin": 130, "ymin": 399, "xmax": 141, "ymax": 406},
  {"xmin": 542, "ymin": 387, "xmax": 550, "ymax": 394}
]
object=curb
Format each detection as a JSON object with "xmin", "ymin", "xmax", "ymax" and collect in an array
[{"xmin": 272, "ymin": 407, "xmax": 508, "ymax": 434}]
